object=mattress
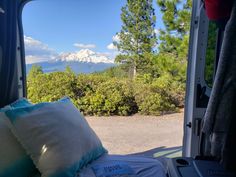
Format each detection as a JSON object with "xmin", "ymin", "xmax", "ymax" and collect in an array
[{"xmin": 33, "ymin": 154, "xmax": 166, "ymax": 177}]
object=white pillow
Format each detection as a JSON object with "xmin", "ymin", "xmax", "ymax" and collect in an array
[
  {"xmin": 0, "ymin": 98, "xmax": 37, "ymax": 177},
  {"xmin": 5, "ymin": 97, "xmax": 107, "ymax": 177}
]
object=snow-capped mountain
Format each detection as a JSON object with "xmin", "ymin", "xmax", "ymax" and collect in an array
[
  {"xmin": 26, "ymin": 49, "xmax": 115, "ymax": 74},
  {"xmin": 58, "ymin": 49, "xmax": 114, "ymax": 64}
]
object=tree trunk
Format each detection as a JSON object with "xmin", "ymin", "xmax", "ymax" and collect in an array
[
  {"xmin": 129, "ymin": 58, "xmax": 137, "ymax": 80},
  {"xmin": 133, "ymin": 64, "xmax": 137, "ymax": 79}
]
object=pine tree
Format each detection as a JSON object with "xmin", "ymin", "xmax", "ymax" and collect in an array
[
  {"xmin": 157, "ymin": 0, "xmax": 191, "ymax": 60},
  {"xmin": 115, "ymin": 0, "xmax": 157, "ymax": 79}
]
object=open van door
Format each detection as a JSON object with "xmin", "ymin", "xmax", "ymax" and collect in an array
[
  {"xmin": 183, "ymin": 0, "xmax": 214, "ymax": 157},
  {"xmin": 183, "ymin": 0, "xmax": 233, "ymax": 159},
  {"xmin": 0, "ymin": 0, "xmax": 26, "ymax": 108},
  {"xmin": 168, "ymin": 0, "xmax": 236, "ymax": 175}
]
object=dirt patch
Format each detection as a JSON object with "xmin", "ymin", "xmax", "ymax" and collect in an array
[{"xmin": 86, "ymin": 112, "xmax": 184, "ymax": 155}]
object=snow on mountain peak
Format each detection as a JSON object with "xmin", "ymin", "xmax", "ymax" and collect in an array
[
  {"xmin": 59, "ymin": 49, "xmax": 114, "ymax": 64},
  {"xmin": 78, "ymin": 49, "xmax": 96, "ymax": 56}
]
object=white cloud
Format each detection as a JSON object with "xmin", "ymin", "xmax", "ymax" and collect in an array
[
  {"xmin": 25, "ymin": 55, "xmax": 57, "ymax": 64},
  {"xmin": 24, "ymin": 36, "xmax": 58, "ymax": 64},
  {"xmin": 24, "ymin": 36, "xmax": 115, "ymax": 64},
  {"xmin": 24, "ymin": 36, "xmax": 54, "ymax": 55},
  {"xmin": 107, "ymin": 34, "xmax": 120, "ymax": 51},
  {"xmin": 107, "ymin": 43, "xmax": 117, "ymax": 50},
  {"xmin": 74, "ymin": 43, "xmax": 96, "ymax": 49}
]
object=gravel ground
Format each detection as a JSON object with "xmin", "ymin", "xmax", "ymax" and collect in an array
[{"xmin": 86, "ymin": 112, "xmax": 184, "ymax": 155}]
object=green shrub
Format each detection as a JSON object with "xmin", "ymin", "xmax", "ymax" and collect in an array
[
  {"xmin": 152, "ymin": 74, "xmax": 185, "ymax": 108},
  {"xmin": 134, "ymin": 79, "xmax": 177, "ymax": 115},
  {"xmin": 27, "ymin": 71, "xmax": 77, "ymax": 103},
  {"xmin": 27, "ymin": 64, "xmax": 185, "ymax": 116},
  {"xmin": 78, "ymin": 78, "xmax": 137, "ymax": 116}
]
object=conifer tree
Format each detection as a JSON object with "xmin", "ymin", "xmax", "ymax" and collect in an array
[
  {"xmin": 115, "ymin": 0, "xmax": 157, "ymax": 78},
  {"xmin": 157, "ymin": 0, "xmax": 191, "ymax": 59}
]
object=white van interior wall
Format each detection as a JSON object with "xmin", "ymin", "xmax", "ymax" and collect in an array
[{"xmin": 202, "ymin": 0, "xmax": 236, "ymax": 171}]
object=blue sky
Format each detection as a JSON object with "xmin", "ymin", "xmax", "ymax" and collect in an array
[{"xmin": 22, "ymin": 0, "xmax": 164, "ymax": 63}]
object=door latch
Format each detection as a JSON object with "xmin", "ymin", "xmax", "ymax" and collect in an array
[{"xmin": 186, "ymin": 122, "xmax": 192, "ymax": 128}]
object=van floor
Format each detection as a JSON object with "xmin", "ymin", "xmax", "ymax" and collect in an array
[{"xmin": 86, "ymin": 112, "xmax": 184, "ymax": 155}]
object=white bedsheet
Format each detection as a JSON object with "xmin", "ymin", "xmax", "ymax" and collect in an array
[
  {"xmin": 33, "ymin": 154, "xmax": 166, "ymax": 177},
  {"xmin": 77, "ymin": 154, "xmax": 166, "ymax": 177}
]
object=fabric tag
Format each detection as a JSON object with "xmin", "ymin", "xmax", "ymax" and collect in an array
[{"xmin": 92, "ymin": 162, "xmax": 135, "ymax": 177}]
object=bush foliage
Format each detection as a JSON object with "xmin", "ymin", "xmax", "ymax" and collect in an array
[{"xmin": 27, "ymin": 56, "xmax": 186, "ymax": 116}]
